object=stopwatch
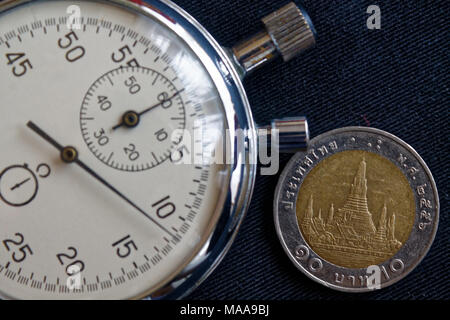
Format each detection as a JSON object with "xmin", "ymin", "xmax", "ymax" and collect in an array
[{"xmin": 0, "ymin": 0, "xmax": 315, "ymax": 299}]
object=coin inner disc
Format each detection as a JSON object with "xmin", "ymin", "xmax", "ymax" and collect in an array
[{"xmin": 296, "ymin": 150, "xmax": 415, "ymax": 269}]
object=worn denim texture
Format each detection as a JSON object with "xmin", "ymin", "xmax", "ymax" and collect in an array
[{"xmin": 173, "ymin": 0, "xmax": 449, "ymax": 300}]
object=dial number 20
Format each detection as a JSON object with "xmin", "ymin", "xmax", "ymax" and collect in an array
[
  {"xmin": 124, "ymin": 143, "xmax": 140, "ymax": 161},
  {"xmin": 58, "ymin": 31, "xmax": 86, "ymax": 63},
  {"xmin": 57, "ymin": 247, "xmax": 85, "ymax": 276}
]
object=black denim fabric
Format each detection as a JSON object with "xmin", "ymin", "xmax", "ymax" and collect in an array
[
  {"xmin": 2, "ymin": 0, "xmax": 445, "ymax": 301},
  {"xmin": 173, "ymin": 0, "xmax": 450, "ymax": 300}
]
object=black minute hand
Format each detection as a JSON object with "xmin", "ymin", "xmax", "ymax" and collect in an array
[
  {"xmin": 138, "ymin": 89, "xmax": 185, "ymax": 117},
  {"xmin": 26, "ymin": 121, "xmax": 176, "ymax": 239},
  {"xmin": 112, "ymin": 89, "xmax": 185, "ymax": 131}
]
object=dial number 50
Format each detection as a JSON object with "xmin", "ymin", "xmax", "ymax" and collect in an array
[{"xmin": 58, "ymin": 31, "xmax": 86, "ymax": 63}]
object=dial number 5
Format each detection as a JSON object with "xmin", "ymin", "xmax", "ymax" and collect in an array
[
  {"xmin": 111, "ymin": 45, "xmax": 140, "ymax": 67},
  {"xmin": 3, "ymin": 233, "xmax": 34, "ymax": 263}
]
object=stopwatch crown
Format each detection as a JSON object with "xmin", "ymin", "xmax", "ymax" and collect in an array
[
  {"xmin": 231, "ymin": 2, "xmax": 316, "ymax": 75},
  {"xmin": 262, "ymin": 2, "xmax": 316, "ymax": 62}
]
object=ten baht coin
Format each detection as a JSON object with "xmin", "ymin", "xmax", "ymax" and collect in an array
[{"xmin": 273, "ymin": 127, "xmax": 439, "ymax": 292}]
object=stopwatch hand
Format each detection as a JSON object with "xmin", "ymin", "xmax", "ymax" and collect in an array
[
  {"xmin": 26, "ymin": 121, "xmax": 177, "ymax": 239},
  {"xmin": 111, "ymin": 89, "xmax": 184, "ymax": 131}
]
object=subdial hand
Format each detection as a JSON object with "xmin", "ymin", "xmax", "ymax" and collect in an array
[
  {"xmin": 26, "ymin": 121, "xmax": 177, "ymax": 239},
  {"xmin": 112, "ymin": 89, "xmax": 185, "ymax": 131},
  {"xmin": 11, "ymin": 177, "xmax": 31, "ymax": 191}
]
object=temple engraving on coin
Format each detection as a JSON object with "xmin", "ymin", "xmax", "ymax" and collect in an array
[
  {"xmin": 296, "ymin": 150, "xmax": 415, "ymax": 268},
  {"xmin": 276, "ymin": 128, "xmax": 439, "ymax": 291}
]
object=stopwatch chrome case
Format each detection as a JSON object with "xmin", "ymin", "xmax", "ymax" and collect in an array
[{"xmin": 0, "ymin": 0, "xmax": 316, "ymax": 299}]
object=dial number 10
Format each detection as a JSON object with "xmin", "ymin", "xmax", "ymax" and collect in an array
[{"xmin": 152, "ymin": 196, "xmax": 176, "ymax": 219}]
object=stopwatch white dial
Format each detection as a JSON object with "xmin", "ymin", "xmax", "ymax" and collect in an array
[
  {"xmin": 0, "ymin": 0, "xmax": 230, "ymax": 299},
  {"xmin": 80, "ymin": 67, "xmax": 186, "ymax": 172}
]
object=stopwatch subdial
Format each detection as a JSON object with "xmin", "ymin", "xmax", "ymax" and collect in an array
[
  {"xmin": 0, "ymin": 164, "xmax": 38, "ymax": 207},
  {"xmin": 80, "ymin": 67, "xmax": 186, "ymax": 172}
]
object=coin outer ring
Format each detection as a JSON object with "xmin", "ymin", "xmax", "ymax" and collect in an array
[{"xmin": 273, "ymin": 127, "xmax": 439, "ymax": 292}]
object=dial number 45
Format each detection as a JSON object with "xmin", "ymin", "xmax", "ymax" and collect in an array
[{"xmin": 5, "ymin": 53, "xmax": 33, "ymax": 77}]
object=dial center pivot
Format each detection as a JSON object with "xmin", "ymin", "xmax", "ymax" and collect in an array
[
  {"xmin": 121, "ymin": 111, "xmax": 140, "ymax": 129},
  {"xmin": 61, "ymin": 146, "xmax": 79, "ymax": 163}
]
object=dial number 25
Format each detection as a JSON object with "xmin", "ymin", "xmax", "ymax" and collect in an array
[{"xmin": 3, "ymin": 232, "xmax": 34, "ymax": 263}]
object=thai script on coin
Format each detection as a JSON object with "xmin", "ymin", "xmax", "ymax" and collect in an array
[{"xmin": 274, "ymin": 127, "xmax": 439, "ymax": 292}]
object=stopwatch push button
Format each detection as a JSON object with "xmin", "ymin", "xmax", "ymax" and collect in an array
[
  {"xmin": 258, "ymin": 117, "xmax": 309, "ymax": 153},
  {"xmin": 231, "ymin": 2, "xmax": 316, "ymax": 74}
]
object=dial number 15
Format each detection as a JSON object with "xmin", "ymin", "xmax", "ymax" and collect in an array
[{"xmin": 112, "ymin": 235, "xmax": 138, "ymax": 259}]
